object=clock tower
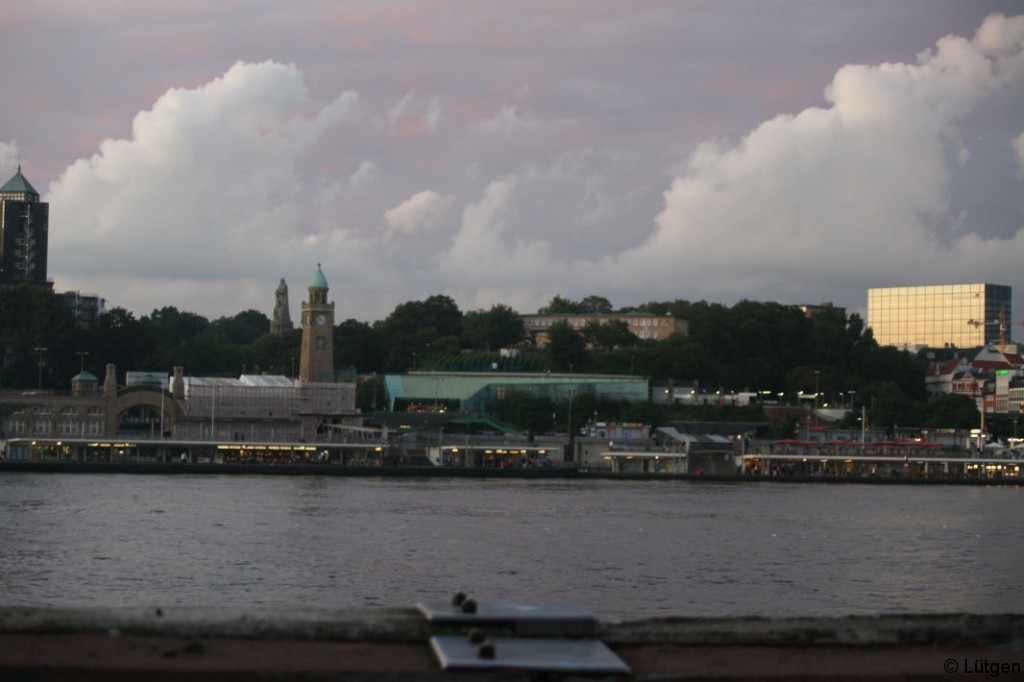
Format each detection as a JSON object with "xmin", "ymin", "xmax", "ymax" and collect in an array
[{"xmin": 299, "ymin": 263, "xmax": 335, "ymax": 383}]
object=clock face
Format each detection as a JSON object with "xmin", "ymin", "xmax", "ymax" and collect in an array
[{"xmin": 315, "ymin": 314, "xmax": 327, "ymax": 326}]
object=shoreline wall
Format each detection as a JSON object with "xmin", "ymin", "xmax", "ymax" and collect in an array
[
  {"xmin": 0, "ymin": 460, "xmax": 1020, "ymax": 485},
  {"xmin": 1, "ymin": 606, "xmax": 1021, "ymax": 679}
]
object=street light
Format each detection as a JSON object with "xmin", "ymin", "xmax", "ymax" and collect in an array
[
  {"xmin": 567, "ymin": 388, "xmax": 576, "ymax": 465},
  {"xmin": 813, "ymin": 370, "xmax": 821, "ymax": 429},
  {"xmin": 33, "ymin": 347, "xmax": 47, "ymax": 389}
]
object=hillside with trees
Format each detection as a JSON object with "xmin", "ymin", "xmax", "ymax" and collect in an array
[{"xmin": 0, "ymin": 286, "xmax": 980, "ymax": 436}]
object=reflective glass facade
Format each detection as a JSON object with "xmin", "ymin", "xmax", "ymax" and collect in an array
[{"xmin": 867, "ymin": 284, "xmax": 1012, "ymax": 348}]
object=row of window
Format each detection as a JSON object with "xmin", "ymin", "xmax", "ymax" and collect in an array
[
  {"xmin": 868, "ymin": 284, "xmax": 1002, "ymax": 296},
  {"xmin": 23, "ymin": 406, "xmax": 103, "ymax": 415},
  {"xmin": 3, "ymin": 419, "xmax": 103, "ymax": 436},
  {"xmin": 523, "ymin": 316, "xmax": 673, "ymax": 328}
]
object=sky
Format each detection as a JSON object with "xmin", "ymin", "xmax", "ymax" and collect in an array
[{"xmin": 2, "ymin": 1, "xmax": 1024, "ymax": 329}]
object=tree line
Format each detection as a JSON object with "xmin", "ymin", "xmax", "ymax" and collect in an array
[{"xmin": 0, "ymin": 284, "xmax": 984, "ymax": 434}]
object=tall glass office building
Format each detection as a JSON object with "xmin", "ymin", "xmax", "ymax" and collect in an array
[{"xmin": 867, "ymin": 283, "xmax": 1012, "ymax": 349}]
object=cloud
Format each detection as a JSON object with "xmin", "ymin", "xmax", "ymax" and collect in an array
[
  {"xmin": 348, "ymin": 160, "xmax": 378, "ymax": 192},
  {"xmin": 384, "ymin": 190, "xmax": 455, "ymax": 234},
  {"xmin": 602, "ymin": 12, "xmax": 1024, "ymax": 306},
  {"xmin": 1014, "ymin": 132, "xmax": 1024, "ymax": 177},
  {"xmin": 20, "ymin": 9, "xmax": 1024, "ymax": 326},
  {"xmin": 0, "ymin": 140, "xmax": 17, "ymax": 172},
  {"xmin": 471, "ymin": 105, "xmax": 543, "ymax": 135},
  {"xmin": 423, "ymin": 96, "xmax": 442, "ymax": 132},
  {"xmin": 383, "ymin": 91, "xmax": 442, "ymax": 134},
  {"xmin": 436, "ymin": 176, "xmax": 556, "ymax": 311},
  {"xmin": 385, "ymin": 92, "xmax": 414, "ymax": 128},
  {"xmin": 46, "ymin": 60, "xmax": 360, "ymax": 315}
]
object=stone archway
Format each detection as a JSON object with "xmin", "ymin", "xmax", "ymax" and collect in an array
[{"xmin": 107, "ymin": 387, "xmax": 182, "ymax": 438}]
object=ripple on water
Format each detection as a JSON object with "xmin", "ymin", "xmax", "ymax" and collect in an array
[{"xmin": 0, "ymin": 474, "xmax": 1021, "ymax": 620}]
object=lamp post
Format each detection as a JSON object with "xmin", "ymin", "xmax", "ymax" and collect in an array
[
  {"xmin": 33, "ymin": 347, "xmax": 47, "ymax": 389},
  {"xmin": 567, "ymin": 388, "xmax": 576, "ymax": 466},
  {"xmin": 813, "ymin": 370, "xmax": 821, "ymax": 427}
]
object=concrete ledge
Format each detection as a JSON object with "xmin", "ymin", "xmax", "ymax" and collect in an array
[{"xmin": 1, "ymin": 607, "xmax": 1022, "ymax": 680}]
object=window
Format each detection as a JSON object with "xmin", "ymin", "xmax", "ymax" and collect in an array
[{"xmin": 316, "ymin": 336, "xmax": 326, "ymax": 349}]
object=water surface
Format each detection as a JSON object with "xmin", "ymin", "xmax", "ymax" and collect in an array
[{"xmin": 1, "ymin": 474, "xmax": 1020, "ymax": 621}]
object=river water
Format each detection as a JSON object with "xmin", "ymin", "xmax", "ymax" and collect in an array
[{"xmin": 0, "ymin": 473, "xmax": 1021, "ymax": 622}]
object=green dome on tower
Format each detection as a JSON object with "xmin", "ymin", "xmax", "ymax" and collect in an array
[{"xmin": 310, "ymin": 263, "xmax": 328, "ymax": 289}]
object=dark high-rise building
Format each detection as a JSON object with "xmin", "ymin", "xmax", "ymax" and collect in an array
[{"xmin": 0, "ymin": 167, "xmax": 49, "ymax": 286}]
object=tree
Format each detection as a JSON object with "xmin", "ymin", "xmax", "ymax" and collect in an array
[
  {"xmin": 808, "ymin": 306, "xmax": 851, "ymax": 368},
  {"xmin": 143, "ymin": 307, "xmax": 209, "ymax": 347},
  {"xmin": 921, "ymin": 393, "xmax": 980, "ymax": 429},
  {"xmin": 377, "ymin": 295, "xmax": 463, "ymax": 370},
  {"xmin": 0, "ymin": 284, "xmax": 78, "ymax": 388},
  {"xmin": 650, "ymin": 333, "xmax": 710, "ymax": 381},
  {"xmin": 538, "ymin": 295, "xmax": 580, "ymax": 314},
  {"xmin": 142, "ymin": 306, "xmax": 209, "ymax": 368},
  {"xmin": 250, "ymin": 329, "xmax": 301, "ymax": 376},
  {"xmin": 335, "ymin": 319, "xmax": 383, "ymax": 373},
  {"xmin": 861, "ymin": 381, "xmax": 918, "ymax": 433},
  {"xmin": 94, "ymin": 307, "xmax": 156, "ymax": 375},
  {"xmin": 356, "ymin": 373, "xmax": 387, "ymax": 412},
  {"xmin": 462, "ymin": 304, "xmax": 525, "ymax": 351},
  {"xmin": 212, "ymin": 309, "xmax": 270, "ymax": 345},
  {"xmin": 538, "ymin": 294, "xmax": 613, "ymax": 315},
  {"xmin": 175, "ymin": 327, "xmax": 248, "ymax": 376},
  {"xmin": 494, "ymin": 390, "xmax": 557, "ymax": 435},
  {"xmin": 545, "ymin": 321, "xmax": 587, "ymax": 372},
  {"xmin": 860, "ymin": 346, "xmax": 926, "ymax": 401},
  {"xmin": 580, "ymin": 319, "xmax": 636, "ymax": 352},
  {"xmin": 579, "ymin": 295, "xmax": 613, "ymax": 313}
]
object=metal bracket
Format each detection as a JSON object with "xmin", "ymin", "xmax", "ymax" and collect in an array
[
  {"xmin": 417, "ymin": 599, "xmax": 598, "ymax": 637},
  {"xmin": 420, "ymin": 595, "xmax": 630, "ymax": 675},
  {"xmin": 429, "ymin": 635, "xmax": 630, "ymax": 674}
]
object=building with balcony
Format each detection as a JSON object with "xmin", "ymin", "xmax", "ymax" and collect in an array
[
  {"xmin": 0, "ymin": 167, "xmax": 49, "ymax": 287},
  {"xmin": 58, "ymin": 291, "xmax": 107, "ymax": 329}
]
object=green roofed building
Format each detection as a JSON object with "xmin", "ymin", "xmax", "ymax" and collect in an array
[{"xmin": 385, "ymin": 371, "xmax": 649, "ymax": 414}]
